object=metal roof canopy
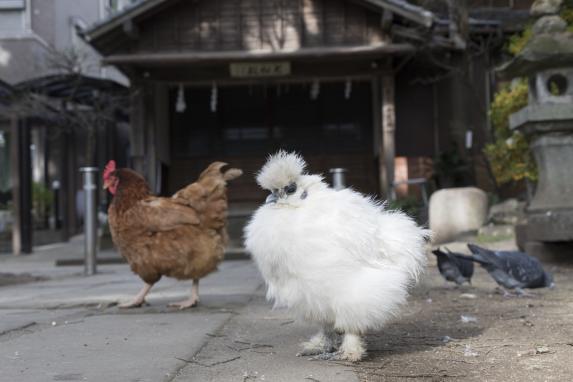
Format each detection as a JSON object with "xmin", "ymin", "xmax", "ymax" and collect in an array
[
  {"xmin": 0, "ymin": 79, "xmax": 14, "ymax": 106},
  {"xmin": 15, "ymin": 74, "xmax": 128, "ymax": 106}
]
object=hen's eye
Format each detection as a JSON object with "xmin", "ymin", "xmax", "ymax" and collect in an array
[{"xmin": 285, "ymin": 183, "xmax": 297, "ymax": 195}]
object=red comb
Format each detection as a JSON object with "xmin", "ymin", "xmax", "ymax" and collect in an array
[{"xmin": 103, "ymin": 160, "xmax": 117, "ymax": 180}]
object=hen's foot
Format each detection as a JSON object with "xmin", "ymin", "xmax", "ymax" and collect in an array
[
  {"xmin": 118, "ymin": 299, "xmax": 147, "ymax": 309},
  {"xmin": 168, "ymin": 298, "xmax": 199, "ymax": 310},
  {"xmin": 120, "ymin": 283, "xmax": 153, "ymax": 309}
]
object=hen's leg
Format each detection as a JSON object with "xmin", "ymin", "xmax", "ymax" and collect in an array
[
  {"xmin": 119, "ymin": 283, "xmax": 153, "ymax": 308},
  {"xmin": 297, "ymin": 325, "xmax": 337, "ymax": 356},
  {"xmin": 168, "ymin": 279, "xmax": 200, "ymax": 310}
]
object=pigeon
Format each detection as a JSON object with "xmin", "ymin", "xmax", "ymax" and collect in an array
[
  {"xmin": 432, "ymin": 248, "xmax": 474, "ymax": 285},
  {"xmin": 466, "ymin": 243, "xmax": 554, "ymax": 296}
]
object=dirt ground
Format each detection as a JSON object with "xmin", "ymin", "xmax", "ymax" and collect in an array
[{"xmin": 353, "ymin": 243, "xmax": 573, "ymax": 382}]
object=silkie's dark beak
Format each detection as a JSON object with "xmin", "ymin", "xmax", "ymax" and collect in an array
[{"xmin": 265, "ymin": 192, "xmax": 278, "ymax": 204}]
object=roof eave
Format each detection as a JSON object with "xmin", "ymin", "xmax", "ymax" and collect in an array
[
  {"xmin": 83, "ymin": 0, "xmax": 168, "ymax": 42},
  {"xmin": 360, "ymin": 0, "xmax": 435, "ymax": 28}
]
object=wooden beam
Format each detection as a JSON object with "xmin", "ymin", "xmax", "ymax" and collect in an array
[
  {"xmin": 122, "ymin": 19, "xmax": 140, "ymax": 40},
  {"xmin": 379, "ymin": 68, "xmax": 396, "ymax": 200},
  {"xmin": 129, "ymin": 80, "xmax": 146, "ymax": 175},
  {"xmin": 103, "ymin": 43, "xmax": 416, "ymax": 65}
]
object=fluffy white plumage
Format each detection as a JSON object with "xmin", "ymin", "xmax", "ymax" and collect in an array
[{"xmin": 245, "ymin": 151, "xmax": 430, "ymax": 361}]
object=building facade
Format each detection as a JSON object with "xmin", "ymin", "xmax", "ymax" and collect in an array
[
  {"xmin": 0, "ymin": 0, "xmax": 131, "ymax": 254},
  {"xmin": 85, "ymin": 0, "xmax": 531, "ymax": 207}
]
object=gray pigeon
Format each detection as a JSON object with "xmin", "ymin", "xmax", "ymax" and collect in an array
[
  {"xmin": 467, "ymin": 243, "xmax": 554, "ymax": 296},
  {"xmin": 432, "ymin": 248, "xmax": 474, "ymax": 285}
]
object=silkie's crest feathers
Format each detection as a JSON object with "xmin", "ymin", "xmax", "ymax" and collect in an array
[
  {"xmin": 104, "ymin": 160, "xmax": 116, "ymax": 180},
  {"xmin": 256, "ymin": 151, "xmax": 306, "ymax": 191}
]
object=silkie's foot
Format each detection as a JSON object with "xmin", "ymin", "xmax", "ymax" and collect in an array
[
  {"xmin": 168, "ymin": 298, "xmax": 199, "ymax": 310},
  {"xmin": 309, "ymin": 351, "xmax": 339, "ymax": 360},
  {"xmin": 296, "ymin": 329, "xmax": 337, "ymax": 357},
  {"xmin": 309, "ymin": 350, "xmax": 362, "ymax": 362},
  {"xmin": 297, "ymin": 342, "xmax": 336, "ymax": 357},
  {"xmin": 337, "ymin": 333, "xmax": 365, "ymax": 362},
  {"xmin": 334, "ymin": 349, "xmax": 364, "ymax": 362}
]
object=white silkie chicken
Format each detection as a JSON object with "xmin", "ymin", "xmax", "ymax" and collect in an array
[{"xmin": 244, "ymin": 151, "xmax": 430, "ymax": 361}]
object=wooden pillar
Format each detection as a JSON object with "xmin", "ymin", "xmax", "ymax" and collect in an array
[
  {"xmin": 379, "ymin": 70, "xmax": 396, "ymax": 200},
  {"xmin": 129, "ymin": 79, "xmax": 146, "ymax": 175}
]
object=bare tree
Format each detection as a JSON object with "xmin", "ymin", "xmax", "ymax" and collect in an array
[{"xmin": 1, "ymin": 44, "xmax": 128, "ymax": 166}]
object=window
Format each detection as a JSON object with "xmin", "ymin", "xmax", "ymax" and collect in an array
[{"xmin": 0, "ymin": 0, "xmax": 25, "ymax": 10}]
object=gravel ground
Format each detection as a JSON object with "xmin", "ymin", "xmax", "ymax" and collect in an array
[{"xmin": 353, "ymin": 242, "xmax": 573, "ymax": 382}]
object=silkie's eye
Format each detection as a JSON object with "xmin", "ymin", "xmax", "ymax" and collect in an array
[{"xmin": 285, "ymin": 183, "xmax": 297, "ymax": 195}]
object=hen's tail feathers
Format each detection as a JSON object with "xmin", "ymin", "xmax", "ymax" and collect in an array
[
  {"xmin": 223, "ymin": 168, "xmax": 243, "ymax": 181},
  {"xmin": 172, "ymin": 162, "xmax": 242, "ymax": 230}
]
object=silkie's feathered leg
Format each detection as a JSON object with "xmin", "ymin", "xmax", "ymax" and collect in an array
[
  {"xmin": 297, "ymin": 325, "xmax": 338, "ymax": 357},
  {"xmin": 337, "ymin": 332, "xmax": 365, "ymax": 361},
  {"xmin": 314, "ymin": 332, "xmax": 365, "ymax": 362},
  {"xmin": 119, "ymin": 283, "xmax": 153, "ymax": 308},
  {"xmin": 168, "ymin": 279, "xmax": 200, "ymax": 309}
]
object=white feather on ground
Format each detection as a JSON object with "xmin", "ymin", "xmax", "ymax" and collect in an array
[{"xmin": 244, "ymin": 151, "xmax": 430, "ymax": 361}]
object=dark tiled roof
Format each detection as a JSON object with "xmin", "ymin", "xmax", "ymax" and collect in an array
[{"xmin": 83, "ymin": 0, "xmax": 436, "ymax": 42}]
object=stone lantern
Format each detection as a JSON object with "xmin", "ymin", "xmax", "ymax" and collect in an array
[{"xmin": 498, "ymin": 0, "xmax": 573, "ymax": 257}]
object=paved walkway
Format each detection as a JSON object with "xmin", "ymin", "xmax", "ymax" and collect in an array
[
  {"xmin": 2, "ymin": 238, "xmax": 572, "ymax": 382},
  {"xmin": 0, "ymin": 240, "xmax": 358, "ymax": 382}
]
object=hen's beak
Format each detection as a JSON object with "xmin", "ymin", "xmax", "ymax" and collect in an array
[
  {"xmin": 265, "ymin": 193, "xmax": 278, "ymax": 204},
  {"xmin": 103, "ymin": 179, "xmax": 110, "ymax": 190}
]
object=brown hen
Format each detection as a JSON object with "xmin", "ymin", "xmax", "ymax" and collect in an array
[{"xmin": 103, "ymin": 160, "xmax": 242, "ymax": 309}]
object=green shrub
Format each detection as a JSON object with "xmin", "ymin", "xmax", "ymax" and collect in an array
[
  {"xmin": 32, "ymin": 182, "xmax": 53, "ymax": 225},
  {"xmin": 507, "ymin": 2, "xmax": 573, "ymax": 56},
  {"xmin": 484, "ymin": 80, "xmax": 537, "ymax": 184}
]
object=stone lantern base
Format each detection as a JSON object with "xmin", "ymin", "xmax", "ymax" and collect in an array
[{"xmin": 511, "ymin": 103, "xmax": 573, "ymax": 258}]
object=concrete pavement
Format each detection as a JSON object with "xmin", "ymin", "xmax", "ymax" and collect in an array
[{"xmin": 0, "ymin": 241, "xmax": 360, "ymax": 382}]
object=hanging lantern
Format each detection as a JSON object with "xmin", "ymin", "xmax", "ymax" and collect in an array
[
  {"xmin": 210, "ymin": 82, "xmax": 218, "ymax": 112},
  {"xmin": 175, "ymin": 84, "xmax": 186, "ymax": 113},
  {"xmin": 344, "ymin": 78, "xmax": 352, "ymax": 100},
  {"xmin": 310, "ymin": 79, "xmax": 320, "ymax": 100}
]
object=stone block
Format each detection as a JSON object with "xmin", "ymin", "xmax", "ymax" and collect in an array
[
  {"xmin": 525, "ymin": 241, "xmax": 573, "ymax": 263},
  {"xmin": 532, "ymin": 15, "xmax": 567, "ymax": 35},
  {"xmin": 488, "ymin": 198, "xmax": 526, "ymax": 225},
  {"xmin": 531, "ymin": 0, "xmax": 563, "ymax": 16},
  {"xmin": 429, "ymin": 187, "xmax": 488, "ymax": 244}
]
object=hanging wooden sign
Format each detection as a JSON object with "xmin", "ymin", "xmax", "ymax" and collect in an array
[{"xmin": 229, "ymin": 62, "xmax": 291, "ymax": 78}]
